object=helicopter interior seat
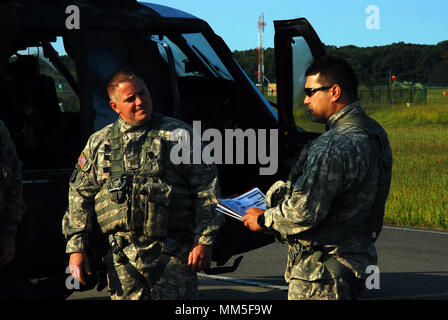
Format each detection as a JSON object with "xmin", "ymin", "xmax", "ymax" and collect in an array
[{"xmin": 2, "ymin": 55, "xmax": 62, "ymax": 169}]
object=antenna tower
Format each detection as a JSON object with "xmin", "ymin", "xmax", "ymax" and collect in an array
[{"xmin": 257, "ymin": 13, "xmax": 266, "ymax": 93}]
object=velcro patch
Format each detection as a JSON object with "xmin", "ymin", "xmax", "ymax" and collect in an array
[{"xmin": 70, "ymin": 168, "xmax": 79, "ymax": 183}]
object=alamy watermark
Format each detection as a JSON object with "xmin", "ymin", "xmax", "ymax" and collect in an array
[
  {"xmin": 65, "ymin": 265, "xmax": 80, "ymax": 290},
  {"xmin": 169, "ymin": 121, "xmax": 279, "ymax": 176},
  {"xmin": 365, "ymin": 5, "xmax": 380, "ymax": 30},
  {"xmin": 365, "ymin": 265, "xmax": 380, "ymax": 289},
  {"xmin": 66, "ymin": 5, "xmax": 80, "ymax": 30}
]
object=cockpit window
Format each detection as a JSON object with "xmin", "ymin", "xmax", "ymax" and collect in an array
[
  {"xmin": 4, "ymin": 43, "xmax": 81, "ymax": 170},
  {"xmin": 151, "ymin": 32, "xmax": 234, "ymax": 81},
  {"xmin": 181, "ymin": 33, "xmax": 233, "ymax": 81},
  {"xmin": 151, "ymin": 35, "xmax": 200, "ymax": 77},
  {"xmin": 15, "ymin": 45, "xmax": 80, "ymax": 113}
]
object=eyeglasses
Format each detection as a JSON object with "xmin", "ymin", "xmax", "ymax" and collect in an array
[{"xmin": 304, "ymin": 86, "xmax": 333, "ymax": 97}]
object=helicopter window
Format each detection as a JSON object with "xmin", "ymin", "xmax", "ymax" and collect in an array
[
  {"xmin": 151, "ymin": 33, "xmax": 234, "ymax": 81},
  {"xmin": 13, "ymin": 47, "xmax": 80, "ymax": 113},
  {"xmin": 151, "ymin": 35, "xmax": 201, "ymax": 78},
  {"xmin": 2, "ymin": 45, "xmax": 81, "ymax": 170},
  {"xmin": 181, "ymin": 33, "xmax": 233, "ymax": 81}
]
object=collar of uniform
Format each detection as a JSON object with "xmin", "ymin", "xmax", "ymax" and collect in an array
[
  {"xmin": 118, "ymin": 116, "xmax": 150, "ymax": 134},
  {"xmin": 326, "ymin": 101, "xmax": 363, "ymax": 131}
]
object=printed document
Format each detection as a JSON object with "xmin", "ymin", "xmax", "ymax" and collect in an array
[{"xmin": 216, "ymin": 188, "xmax": 266, "ymax": 221}]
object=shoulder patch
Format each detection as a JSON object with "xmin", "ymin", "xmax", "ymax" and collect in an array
[{"xmin": 78, "ymin": 152, "xmax": 87, "ymax": 169}]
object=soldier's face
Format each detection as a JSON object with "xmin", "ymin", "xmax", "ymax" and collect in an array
[
  {"xmin": 303, "ymin": 73, "xmax": 335, "ymax": 123},
  {"xmin": 109, "ymin": 78, "xmax": 153, "ymax": 125}
]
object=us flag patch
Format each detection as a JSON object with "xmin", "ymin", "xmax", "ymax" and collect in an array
[{"xmin": 78, "ymin": 152, "xmax": 87, "ymax": 168}]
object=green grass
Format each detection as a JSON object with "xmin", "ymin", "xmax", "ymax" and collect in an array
[
  {"xmin": 266, "ymin": 89, "xmax": 448, "ymax": 231},
  {"xmin": 365, "ymin": 97, "xmax": 448, "ymax": 231},
  {"xmin": 379, "ymin": 125, "xmax": 448, "ymax": 230},
  {"xmin": 426, "ymin": 87, "xmax": 448, "ymax": 107}
]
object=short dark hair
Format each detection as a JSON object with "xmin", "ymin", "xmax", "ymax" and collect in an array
[
  {"xmin": 106, "ymin": 68, "xmax": 143, "ymax": 100},
  {"xmin": 305, "ymin": 56, "xmax": 358, "ymax": 101}
]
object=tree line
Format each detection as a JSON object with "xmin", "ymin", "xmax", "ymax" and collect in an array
[{"xmin": 233, "ymin": 41, "xmax": 448, "ymax": 87}]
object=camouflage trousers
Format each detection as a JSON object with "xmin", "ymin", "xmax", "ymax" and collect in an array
[
  {"xmin": 288, "ymin": 277, "xmax": 362, "ymax": 300},
  {"xmin": 104, "ymin": 240, "xmax": 198, "ymax": 300}
]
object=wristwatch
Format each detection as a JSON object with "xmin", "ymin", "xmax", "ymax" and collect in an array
[{"xmin": 257, "ymin": 214, "xmax": 266, "ymax": 229}]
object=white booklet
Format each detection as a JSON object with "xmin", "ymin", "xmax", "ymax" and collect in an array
[{"xmin": 216, "ymin": 187, "xmax": 266, "ymax": 221}]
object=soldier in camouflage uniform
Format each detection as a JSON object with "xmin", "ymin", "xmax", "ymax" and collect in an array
[
  {"xmin": 243, "ymin": 56, "xmax": 392, "ymax": 300},
  {"xmin": 62, "ymin": 69, "xmax": 224, "ymax": 300},
  {"xmin": 0, "ymin": 119, "xmax": 26, "ymax": 267}
]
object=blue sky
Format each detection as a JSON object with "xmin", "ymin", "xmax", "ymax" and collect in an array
[{"xmin": 141, "ymin": 0, "xmax": 448, "ymax": 51}]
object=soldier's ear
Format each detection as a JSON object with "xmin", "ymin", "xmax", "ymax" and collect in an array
[
  {"xmin": 331, "ymin": 84, "xmax": 342, "ymax": 102},
  {"xmin": 109, "ymin": 101, "xmax": 120, "ymax": 114}
]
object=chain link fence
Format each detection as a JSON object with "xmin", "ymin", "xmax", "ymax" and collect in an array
[{"xmin": 359, "ymin": 86, "xmax": 427, "ymax": 106}]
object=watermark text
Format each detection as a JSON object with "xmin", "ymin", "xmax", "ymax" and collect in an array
[
  {"xmin": 170, "ymin": 121, "xmax": 278, "ymax": 175},
  {"xmin": 66, "ymin": 5, "xmax": 80, "ymax": 30},
  {"xmin": 365, "ymin": 5, "xmax": 380, "ymax": 30}
]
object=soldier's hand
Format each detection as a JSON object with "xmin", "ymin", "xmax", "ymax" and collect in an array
[
  {"xmin": 243, "ymin": 208, "xmax": 265, "ymax": 232},
  {"xmin": 0, "ymin": 236, "xmax": 15, "ymax": 266},
  {"xmin": 188, "ymin": 244, "xmax": 212, "ymax": 273},
  {"xmin": 69, "ymin": 252, "xmax": 92, "ymax": 285}
]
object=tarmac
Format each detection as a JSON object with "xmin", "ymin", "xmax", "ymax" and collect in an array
[{"xmin": 66, "ymin": 274, "xmax": 288, "ymax": 300}]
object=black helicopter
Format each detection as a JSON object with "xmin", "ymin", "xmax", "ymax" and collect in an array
[{"xmin": 0, "ymin": 0, "xmax": 325, "ymax": 299}]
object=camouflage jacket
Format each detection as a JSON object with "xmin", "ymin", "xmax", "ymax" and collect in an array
[
  {"xmin": 62, "ymin": 113, "xmax": 224, "ymax": 254},
  {"xmin": 0, "ymin": 119, "xmax": 26, "ymax": 237},
  {"xmin": 263, "ymin": 102, "xmax": 392, "ymax": 282}
]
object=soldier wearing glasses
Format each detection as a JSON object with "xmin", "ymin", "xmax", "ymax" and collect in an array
[{"xmin": 243, "ymin": 56, "xmax": 393, "ymax": 300}]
